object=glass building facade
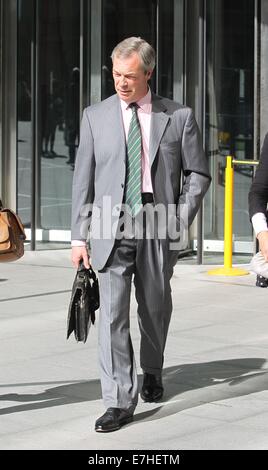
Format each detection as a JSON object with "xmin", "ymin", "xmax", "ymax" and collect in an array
[{"xmin": 0, "ymin": 0, "xmax": 267, "ymax": 260}]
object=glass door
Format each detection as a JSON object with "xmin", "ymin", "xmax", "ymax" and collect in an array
[
  {"xmin": 102, "ymin": 0, "xmax": 157, "ymax": 99},
  {"xmin": 17, "ymin": 0, "xmax": 34, "ymax": 228},
  {"xmin": 16, "ymin": 0, "xmax": 184, "ymax": 248},
  {"xmin": 101, "ymin": 0, "xmax": 180, "ymax": 101},
  {"xmin": 204, "ymin": 0, "xmax": 255, "ymax": 254},
  {"xmin": 38, "ymin": 0, "xmax": 80, "ymax": 233},
  {"xmin": 17, "ymin": 0, "xmax": 82, "ymax": 246}
]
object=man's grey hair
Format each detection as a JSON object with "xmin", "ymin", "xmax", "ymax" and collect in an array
[{"xmin": 111, "ymin": 37, "xmax": 156, "ymax": 73}]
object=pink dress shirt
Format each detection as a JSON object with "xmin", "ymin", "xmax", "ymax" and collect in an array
[{"xmin": 72, "ymin": 89, "xmax": 153, "ymax": 246}]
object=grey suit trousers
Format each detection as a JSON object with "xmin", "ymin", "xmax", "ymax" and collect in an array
[{"xmin": 97, "ymin": 214, "xmax": 177, "ymax": 411}]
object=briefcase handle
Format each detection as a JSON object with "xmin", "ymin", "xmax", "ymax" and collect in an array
[{"xmin": 78, "ymin": 260, "xmax": 97, "ymax": 281}]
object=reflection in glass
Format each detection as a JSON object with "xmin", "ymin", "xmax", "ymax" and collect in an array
[
  {"xmin": 204, "ymin": 0, "xmax": 254, "ymax": 244},
  {"xmin": 102, "ymin": 0, "xmax": 175, "ymax": 101},
  {"xmin": 102, "ymin": 0, "xmax": 157, "ymax": 100},
  {"xmin": 17, "ymin": 0, "xmax": 80, "ymax": 232},
  {"xmin": 38, "ymin": 0, "xmax": 80, "ymax": 230},
  {"xmin": 17, "ymin": 0, "xmax": 34, "ymax": 227}
]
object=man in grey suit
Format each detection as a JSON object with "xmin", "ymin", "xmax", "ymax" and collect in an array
[{"xmin": 71, "ymin": 37, "xmax": 211, "ymax": 432}]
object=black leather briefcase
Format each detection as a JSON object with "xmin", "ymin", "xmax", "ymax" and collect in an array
[{"xmin": 67, "ymin": 262, "xmax": 99, "ymax": 343}]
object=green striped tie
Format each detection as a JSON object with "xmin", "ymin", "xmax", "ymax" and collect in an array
[{"xmin": 125, "ymin": 103, "xmax": 142, "ymax": 217}]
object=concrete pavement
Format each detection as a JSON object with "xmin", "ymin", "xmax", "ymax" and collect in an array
[{"xmin": 0, "ymin": 250, "xmax": 268, "ymax": 450}]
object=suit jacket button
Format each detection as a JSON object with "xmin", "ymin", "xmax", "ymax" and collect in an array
[{"xmin": 121, "ymin": 183, "xmax": 124, "ymax": 188}]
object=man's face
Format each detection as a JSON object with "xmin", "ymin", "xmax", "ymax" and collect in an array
[{"xmin": 112, "ymin": 52, "xmax": 152, "ymax": 103}]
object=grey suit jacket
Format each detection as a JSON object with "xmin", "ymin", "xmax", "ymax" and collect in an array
[{"xmin": 71, "ymin": 93, "xmax": 211, "ymax": 270}]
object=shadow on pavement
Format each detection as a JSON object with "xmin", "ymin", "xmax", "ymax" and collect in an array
[{"xmin": 0, "ymin": 358, "xmax": 267, "ymax": 424}]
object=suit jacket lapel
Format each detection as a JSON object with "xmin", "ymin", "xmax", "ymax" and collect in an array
[
  {"xmin": 149, "ymin": 94, "xmax": 170, "ymax": 167},
  {"xmin": 106, "ymin": 95, "xmax": 126, "ymax": 159}
]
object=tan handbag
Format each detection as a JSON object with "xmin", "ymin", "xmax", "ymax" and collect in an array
[{"xmin": 0, "ymin": 199, "xmax": 26, "ymax": 262}]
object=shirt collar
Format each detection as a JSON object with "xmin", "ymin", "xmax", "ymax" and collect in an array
[{"xmin": 120, "ymin": 88, "xmax": 152, "ymax": 112}]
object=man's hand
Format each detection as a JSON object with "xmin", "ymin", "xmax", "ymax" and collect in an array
[
  {"xmin": 257, "ymin": 231, "xmax": 268, "ymax": 262},
  {"xmin": 71, "ymin": 246, "xmax": 91, "ymax": 269}
]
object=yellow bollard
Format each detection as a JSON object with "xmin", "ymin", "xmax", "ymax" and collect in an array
[{"xmin": 208, "ymin": 156, "xmax": 248, "ymax": 276}]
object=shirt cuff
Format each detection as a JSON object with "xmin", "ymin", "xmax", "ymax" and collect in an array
[
  {"xmin": 71, "ymin": 240, "xmax": 87, "ymax": 247},
  {"xmin": 252, "ymin": 213, "xmax": 268, "ymax": 237}
]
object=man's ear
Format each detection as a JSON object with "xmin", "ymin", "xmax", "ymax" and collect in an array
[{"xmin": 146, "ymin": 69, "xmax": 153, "ymax": 81}]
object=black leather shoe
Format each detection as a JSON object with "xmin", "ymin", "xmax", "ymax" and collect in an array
[
  {"xmin": 95, "ymin": 407, "xmax": 133, "ymax": 433},
  {"xmin": 140, "ymin": 373, "xmax": 163, "ymax": 402},
  {"xmin": 256, "ymin": 275, "xmax": 268, "ymax": 288}
]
